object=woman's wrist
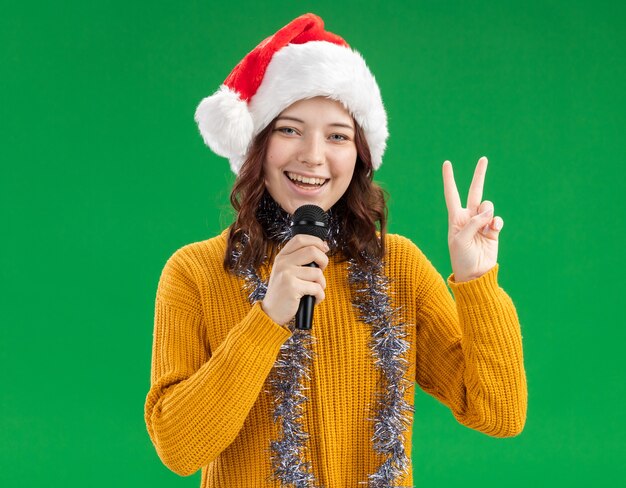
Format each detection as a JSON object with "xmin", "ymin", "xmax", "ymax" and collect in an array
[{"xmin": 454, "ymin": 274, "xmax": 480, "ymax": 283}]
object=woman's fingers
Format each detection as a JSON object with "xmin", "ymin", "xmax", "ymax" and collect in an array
[
  {"xmin": 279, "ymin": 235, "xmax": 329, "ymax": 266},
  {"xmin": 442, "ymin": 160, "xmax": 462, "ymax": 218},
  {"xmin": 467, "ymin": 157, "xmax": 488, "ymax": 212},
  {"xmin": 280, "ymin": 233, "xmax": 329, "ymax": 256},
  {"xmin": 295, "ymin": 265, "xmax": 327, "ymax": 290},
  {"xmin": 456, "ymin": 202, "xmax": 494, "ymax": 241},
  {"xmin": 261, "ymin": 234, "xmax": 330, "ymax": 325},
  {"xmin": 444, "ymin": 157, "xmax": 489, "ymax": 219},
  {"xmin": 478, "ymin": 200, "xmax": 494, "ymax": 216},
  {"xmin": 295, "ymin": 277, "xmax": 326, "ymax": 305},
  {"xmin": 275, "ymin": 238, "xmax": 329, "ymax": 269},
  {"xmin": 481, "ymin": 216, "xmax": 504, "ymax": 237}
]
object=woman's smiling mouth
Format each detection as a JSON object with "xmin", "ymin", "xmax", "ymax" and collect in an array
[{"xmin": 285, "ymin": 171, "xmax": 329, "ymax": 189}]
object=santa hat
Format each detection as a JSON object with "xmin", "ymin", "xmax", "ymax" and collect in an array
[{"xmin": 194, "ymin": 13, "xmax": 388, "ymax": 174}]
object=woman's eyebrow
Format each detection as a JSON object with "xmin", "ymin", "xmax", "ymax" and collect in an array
[
  {"xmin": 275, "ymin": 116, "xmax": 304, "ymax": 124},
  {"xmin": 276, "ymin": 116, "xmax": 354, "ymax": 131},
  {"xmin": 329, "ymin": 122, "xmax": 355, "ymax": 131}
]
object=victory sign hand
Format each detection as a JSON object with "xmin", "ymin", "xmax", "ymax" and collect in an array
[{"xmin": 442, "ymin": 156, "xmax": 503, "ymax": 282}]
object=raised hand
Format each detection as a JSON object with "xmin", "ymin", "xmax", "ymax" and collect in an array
[{"xmin": 442, "ymin": 156, "xmax": 504, "ymax": 282}]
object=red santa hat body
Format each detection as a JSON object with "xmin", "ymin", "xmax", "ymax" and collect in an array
[{"xmin": 194, "ymin": 13, "xmax": 388, "ymax": 174}]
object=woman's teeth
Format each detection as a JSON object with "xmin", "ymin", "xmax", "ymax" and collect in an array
[{"xmin": 286, "ymin": 172, "xmax": 327, "ymax": 186}]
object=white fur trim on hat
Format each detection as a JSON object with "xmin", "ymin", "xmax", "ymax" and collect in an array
[{"xmin": 194, "ymin": 85, "xmax": 254, "ymax": 173}]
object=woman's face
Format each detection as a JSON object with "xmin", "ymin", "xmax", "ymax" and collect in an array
[{"xmin": 263, "ymin": 96, "xmax": 358, "ymax": 214}]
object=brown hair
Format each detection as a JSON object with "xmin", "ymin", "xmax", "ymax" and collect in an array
[{"xmin": 223, "ymin": 118, "xmax": 388, "ymax": 272}]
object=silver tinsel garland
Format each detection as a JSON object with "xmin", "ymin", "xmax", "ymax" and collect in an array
[
  {"xmin": 348, "ymin": 256, "xmax": 414, "ymax": 487},
  {"xmin": 232, "ymin": 194, "xmax": 414, "ymax": 487}
]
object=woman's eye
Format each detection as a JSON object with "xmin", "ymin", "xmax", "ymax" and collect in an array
[
  {"xmin": 277, "ymin": 127, "xmax": 298, "ymax": 135},
  {"xmin": 329, "ymin": 134, "xmax": 348, "ymax": 141}
]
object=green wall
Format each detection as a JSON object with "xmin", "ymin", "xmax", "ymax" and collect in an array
[{"xmin": 2, "ymin": 0, "xmax": 624, "ymax": 486}]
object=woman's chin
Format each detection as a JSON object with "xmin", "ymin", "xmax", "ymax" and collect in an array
[{"xmin": 283, "ymin": 200, "xmax": 328, "ymax": 214}]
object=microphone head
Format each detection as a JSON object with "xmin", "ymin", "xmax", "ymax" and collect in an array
[{"xmin": 291, "ymin": 205, "xmax": 329, "ymax": 240}]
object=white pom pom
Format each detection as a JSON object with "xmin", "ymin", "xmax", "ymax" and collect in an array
[{"xmin": 194, "ymin": 85, "xmax": 253, "ymax": 171}]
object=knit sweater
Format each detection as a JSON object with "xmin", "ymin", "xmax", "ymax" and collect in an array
[{"xmin": 144, "ymin": 229, "xmax": 527, "ymax": 487}]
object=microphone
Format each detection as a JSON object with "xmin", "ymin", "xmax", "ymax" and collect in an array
[{"xmin": 291, "ymin": 205, "xmax": 329, "ymax": 330}]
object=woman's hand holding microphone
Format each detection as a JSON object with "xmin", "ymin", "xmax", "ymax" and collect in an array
[{"xmin": 261, "ymin": 234, "xmax": 329, "ymax": 326}]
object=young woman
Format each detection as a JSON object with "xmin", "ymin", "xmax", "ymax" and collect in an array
[{"xmin": 144, "ymin": 13, "xmax": 527, "ymax": 487}]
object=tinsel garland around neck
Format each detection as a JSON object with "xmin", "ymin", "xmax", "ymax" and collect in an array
[{"xmin": 232, "ymin": 194, "xmax": 415, "ymax": 488}]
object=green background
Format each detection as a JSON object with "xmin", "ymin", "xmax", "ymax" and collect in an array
[{"xmin": 2, "ymin": 0, "xmax": 624, "ymax": 486}]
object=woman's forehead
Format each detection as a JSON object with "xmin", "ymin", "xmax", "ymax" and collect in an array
[{"xmin": 278, "ymin": 96, "xmax": 354, "ymax": 125}]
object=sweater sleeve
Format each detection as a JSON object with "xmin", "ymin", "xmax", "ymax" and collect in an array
[
  {"xmin": 413, "ymin": 250, "xmax": 527, "ymax": 438},
  {"xmin": 144, "ymin": 249, "xmax": 292, "ymax": 476}
]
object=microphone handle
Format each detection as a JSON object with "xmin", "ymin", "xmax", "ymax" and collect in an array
[{"xmin": 295, "ymin": 262, "xmax": 317, "ymax": 330}]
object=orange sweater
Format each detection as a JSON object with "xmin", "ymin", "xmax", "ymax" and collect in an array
[{"xmin": 144, "ymin": 230, "xmax": 527, "ymax": 487}]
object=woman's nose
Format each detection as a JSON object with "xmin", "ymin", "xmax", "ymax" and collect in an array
[{"xmin": 297, "ymin": 134, "xmax": 324, "ymax": 166}]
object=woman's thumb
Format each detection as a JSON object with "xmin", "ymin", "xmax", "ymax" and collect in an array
[{"xmin": 464, "ymin": 206, "xmax": 494, "ymax": 236}]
